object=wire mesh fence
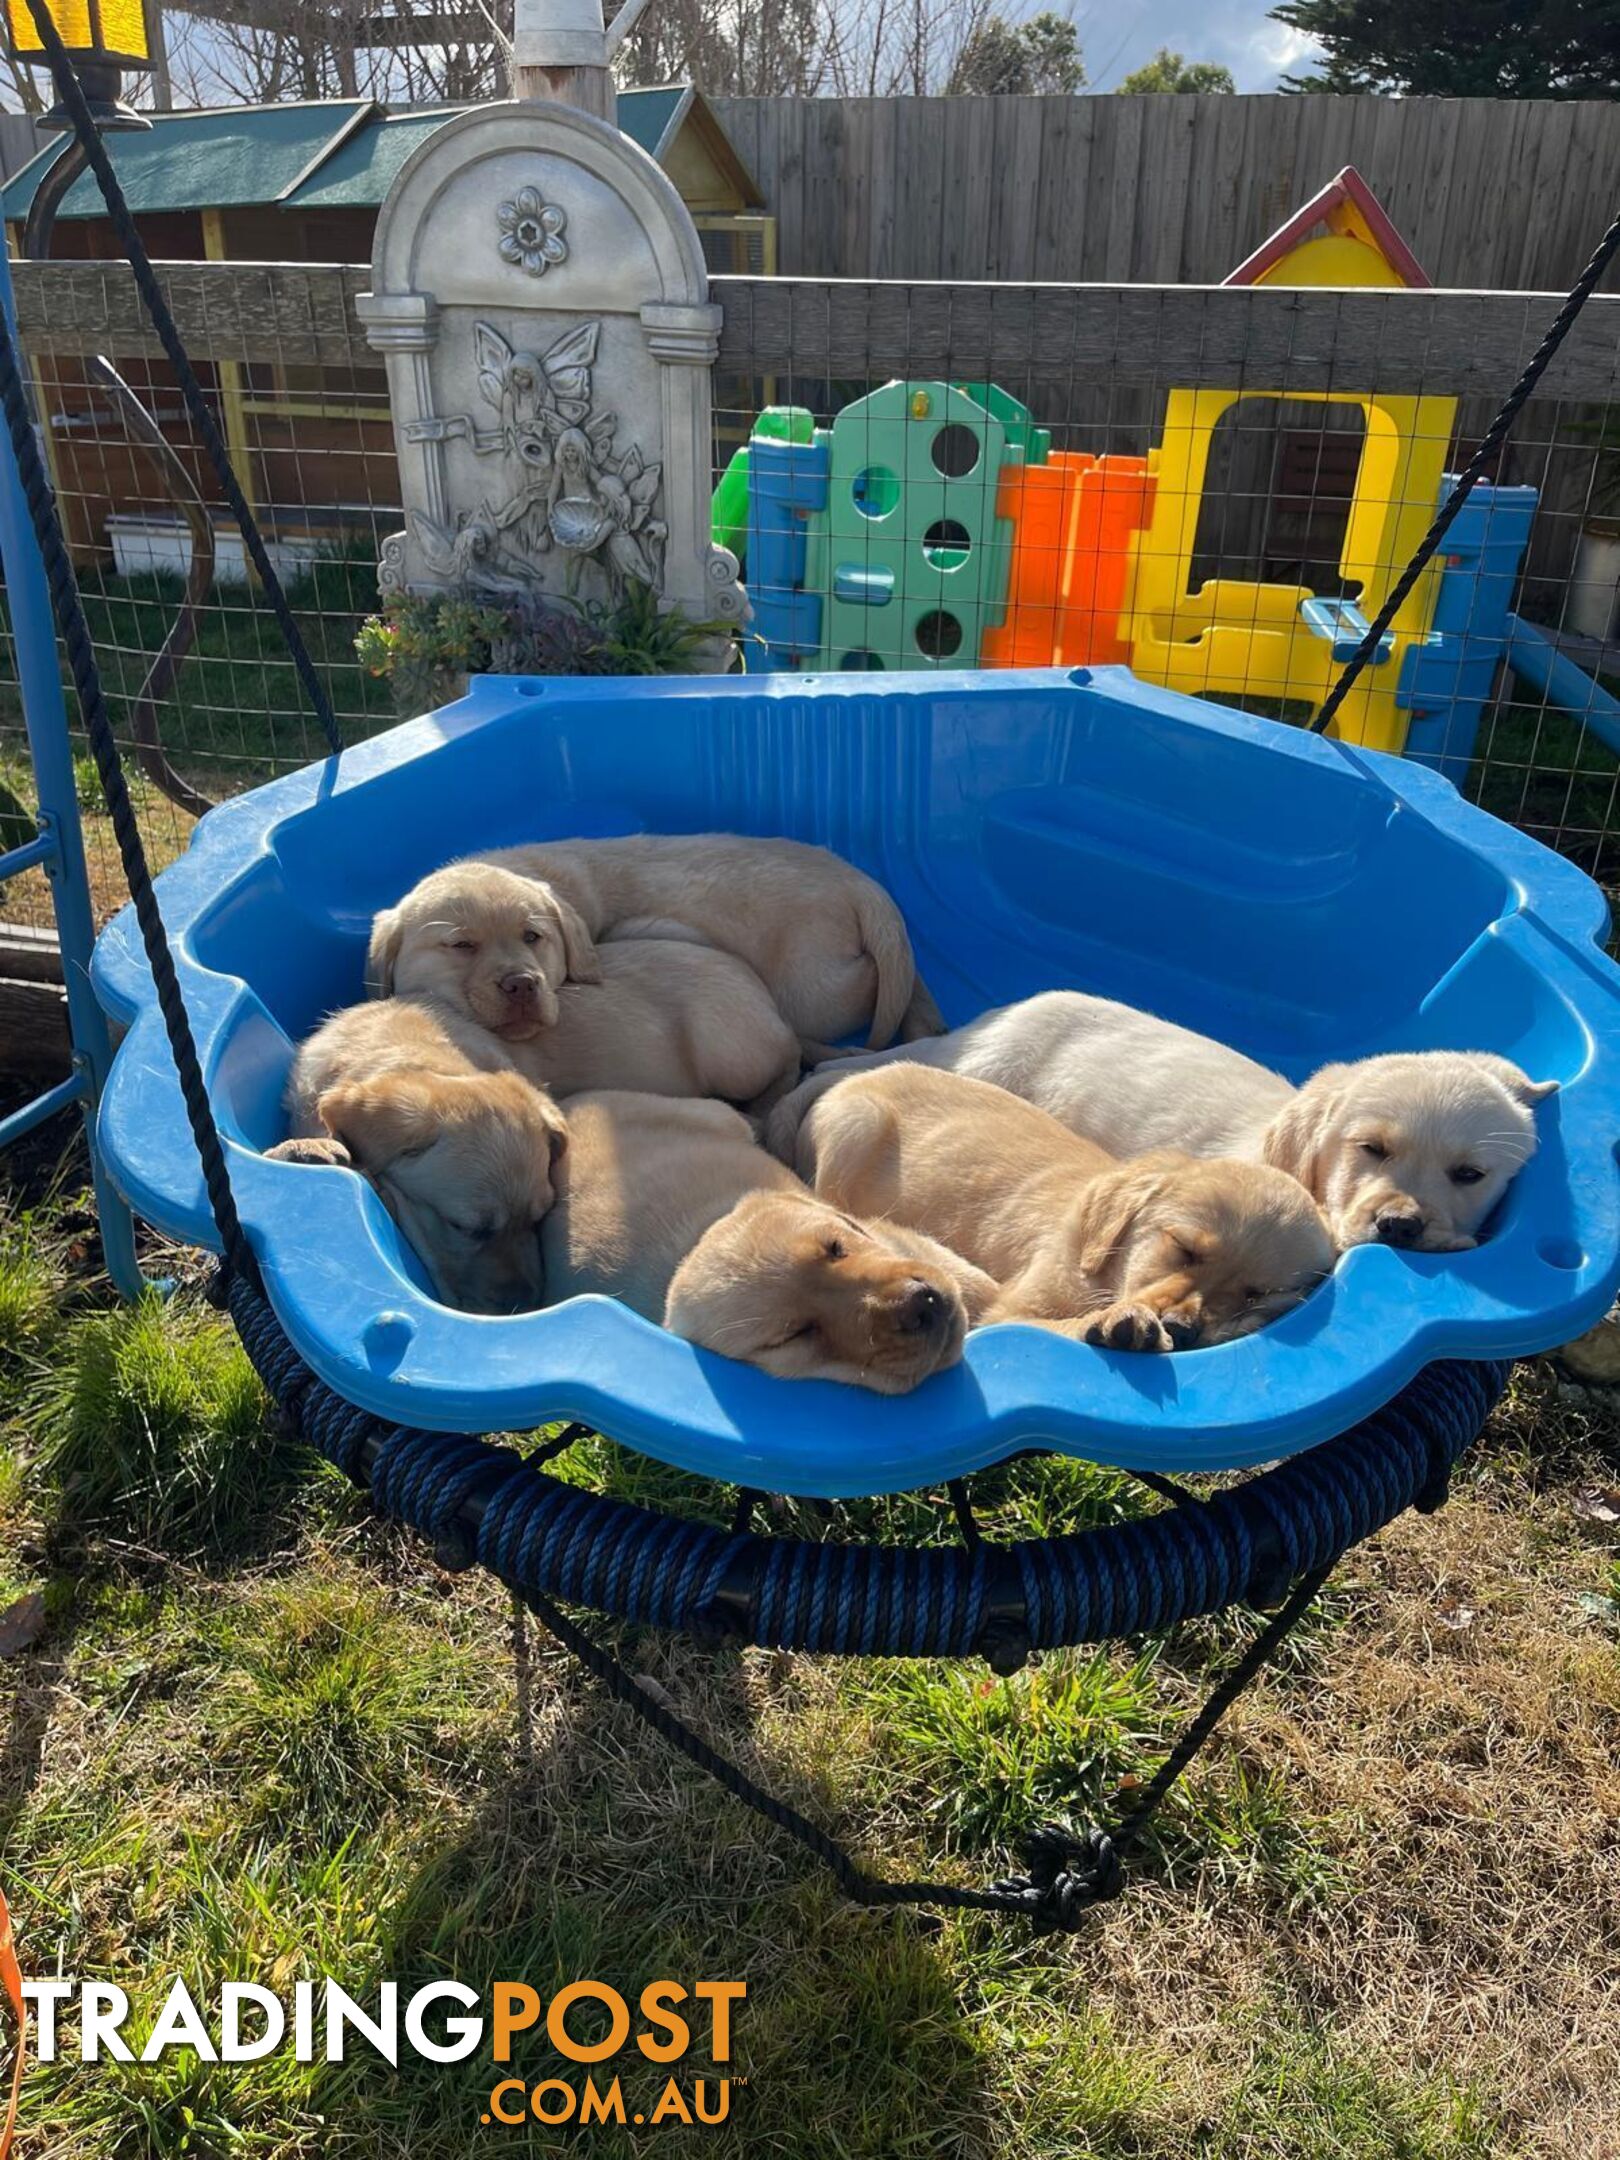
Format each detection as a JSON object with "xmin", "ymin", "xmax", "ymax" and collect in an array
[
  {"xmin": 1, "ymin": 258, "xmax": 1618, "ymax": 949},
  {"xmin": 711, "ymin": 276, "xmax": 1620, "ymax": 899}
]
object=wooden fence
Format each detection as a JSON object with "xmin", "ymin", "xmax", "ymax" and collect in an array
[
  {"xmin": 12, "ymin": 256, "xmax": 1617, "ymax": 598},
  {"xmin": 13, "ymin": 261, "xmax": 1620, "ymax": 401},
  {"xmin": 709, "ymin": 94, "xmax": 1620, "ymax": 290}
]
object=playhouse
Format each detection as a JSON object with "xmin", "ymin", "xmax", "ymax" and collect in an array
[{"xmin": 722, "ymin": 167, "xmax": 1607, "ymax": 772}]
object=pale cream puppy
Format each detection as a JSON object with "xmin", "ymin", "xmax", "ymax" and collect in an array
[
  {"xmin": 269, "ymin": 997, "xmax": 567, "ymax": 1315},
  {"xmin": 791, "ymin": 1064, "xmax": 1335, "ymax": 1352},
  {"xmin": 370, "ymin": 859, "xmax": 802, "ymax": 1102},
  {"xmin": 478, "ymin": 833, "xmax": 944, "ymax": 1047},
  {"xmin": 542, "ymin": 1091, "xmax": 991, "ymax": 1391},
  {"xmin": 768, "ymin": 990, "xmax": 1556, "ymax": 1254}
]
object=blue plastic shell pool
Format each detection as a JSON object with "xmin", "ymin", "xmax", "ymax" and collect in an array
[{"xmin": 92, "ymin": 667, "xmax": 1620, "ymax": 1497}]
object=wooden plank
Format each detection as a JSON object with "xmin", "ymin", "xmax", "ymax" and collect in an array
[
  {"xmin": 1141, "ymin": 96, "xmax": 1198, "ymax": 285},
  {"xmin": 11, "ymin": 259, "xmax": 374, "ymax": 367},
  {"xmin": 0, "ymin": 976, "xmax": 69, "ymax": 1080},
  {"xmin": 949, "ymin": 97, "xmax": 997, "ymax": 283},
  {"xmin": 867, "ymin": 95, "xmax": 899, "ymax": 280},
  {"xmin": 713, "ymin": 278, "xmax": 1620, "ymax": 402},
  {"xmin": 989, "ymin": 98, "xmax": 1043, "ymax": 285},
  {"xmin": 13, "ymin": 250, "xmax": 1620, "ymax": 408},
  {"xmin": 0, "ymin": 922, "xmax": 61, "ymax": 984},
  {"xmin": 891, "ymin": 95, "xmax": 946, "ymax": 279}
]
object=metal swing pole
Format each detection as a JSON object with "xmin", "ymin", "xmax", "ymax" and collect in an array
[{"xmin": 0, "ymin": 233, "xmax": 146, "ymax": 1297}]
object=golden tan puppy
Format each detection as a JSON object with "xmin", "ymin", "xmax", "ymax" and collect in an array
[
  {"xmin": 368, "ymin": 859, "xmax": 600, "ymax": 1038},
  {"xmin": 542, "ymin": 1092, "xmax": 989, "ymax": 1390},
  {"xmin": 793, "ymin": 1065, "xmax": 1334, "ymax": 1351},
  {"xmin": 369, "ymin": 860, "xmax": 801, "ymax": 1102},
  {"xmin": 269, "ymin": 998, "xmax": 567, "ymax": 1315},
  {"xmin": 479, "ymin": 834, "xmax": 943, "ymax": 1047}
]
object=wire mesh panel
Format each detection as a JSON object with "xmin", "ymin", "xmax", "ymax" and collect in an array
[
  {"xmin": 711, "ymin": 276, "xmax": 1620, "ymax": 912},
  {"xmin": 2, "ymin": 258, "xmax": 1620, "ymax": 944},
  {"xmin": 0, "ymin": 259, "xmax": 401, "ymax": 931}
]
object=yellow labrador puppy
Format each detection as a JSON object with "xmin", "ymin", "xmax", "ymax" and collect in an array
[
  {"xmin": 543, "ymin": 1091, "xmax": 991, "ymax": 1391},
  {"xmin": 790, "ymin": 1064, "xmax": 1334, "ymax": 1351},
  {"xmin": 368, "ymin": 860, "xmax": 802, "ymax": 1103},
  {"xmin": 769, "ymin": 990, "xmax": 1556, "ymax": 1254},
  {"xmin": 368, "ymin": 860, "xmax": 599, "ymax": 1035},
  {"xmin": 478, "ymin": 834, "xmax": 943, "ymax": 1048},
  {"xmin": 269, "ymin": 997, "xmax": 567, "ymax": 1315}
]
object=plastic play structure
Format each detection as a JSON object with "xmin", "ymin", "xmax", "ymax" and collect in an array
[
  {"xmin": 7, "ymin": 9, "xmax": 1620, "ymax": 1925},
  {"xmin": 724, "ymin": 168, "xmax": 1620, "ymax": 773}
]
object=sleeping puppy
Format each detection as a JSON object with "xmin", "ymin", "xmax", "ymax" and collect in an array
[
  {"xmin": 368, "ymin": 859, "xmax": 600, "ymax": 1037},
  {"xmin": 768, "ymin": 991, "xmax": 1556, "ymax": 1254},
  {"xmin": 268, "ymin": 997, "xmax": 568, "ymax": 1314},
  {"xmin": 369, "ymin": 860, "xmax": 803, "ymax": 1103},
  {"xmin": 542, "ymin": 1091, "xmax": 991, "ymax": 1391},
  {"xmin": 477, "ymin": 833, "xmax": 944, "ymax": 1048},
  {"xmin": 790, "ymin": 1064, "xmax": 1334, "ymax": 1351}
]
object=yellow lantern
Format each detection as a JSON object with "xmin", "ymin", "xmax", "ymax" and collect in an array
[
  {"xmin": 6, "ymin": 0, "xmax": 149, "ymax": 67},
  {"xmin": 5, "ymin": 0, "xmax": 152, "ymax": 131}
]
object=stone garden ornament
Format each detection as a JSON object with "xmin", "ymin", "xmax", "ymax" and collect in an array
[{"xmin": 358, "ymin": 99, "xmax": 745, "ymax": 643}]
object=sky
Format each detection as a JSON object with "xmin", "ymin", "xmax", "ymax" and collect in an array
[{"xmin": 1078, "ymin": 0, "xmax": 1324, "ymax": 91}]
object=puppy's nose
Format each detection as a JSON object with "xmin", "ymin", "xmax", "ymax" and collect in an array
[
  {"xmin": 499, "ymin": 969, "xmax": 540, "ymax": 1001},
  {"xmin": 895, "ymin": 1280, "xmax": 949, "ymax": 1335},
  {"xmin": 1374, "ymin": 1210, "xmax": 1425, "ymax": 1248}
]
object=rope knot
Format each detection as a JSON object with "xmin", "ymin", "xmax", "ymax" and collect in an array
[{"xmin": 994, "ymin": 1824, "xmax": 1124, "ymax": 1932}]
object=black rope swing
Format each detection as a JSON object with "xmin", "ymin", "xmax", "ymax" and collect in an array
[{"xmin": 5, "ymin": 16, "xmax": 1608, "ymax": 1922}]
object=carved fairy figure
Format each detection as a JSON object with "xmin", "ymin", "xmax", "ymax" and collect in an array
[{"xmin": 547, "ymin": 426, "xmax": 666, "ymax": 592}]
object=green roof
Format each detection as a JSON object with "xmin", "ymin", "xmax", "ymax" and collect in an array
[
  {"xmin": 614, "ymin": 85, "xmax": 688, "ymax": 162},
  {"xmin": 283, "ymin": 107, "xmax": 457, "ymax": 210},
  {"xmin": 3, "ymin": 87, "xmax": 716, "ymax": 224},
  {"xmin": 2, "ymin": 100, "xmax": 372, "ymax": 225}
]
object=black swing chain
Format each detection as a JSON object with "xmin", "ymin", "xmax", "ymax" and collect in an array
[
  {"xmin": 521, "ymin": 1520, "xmax": 1334, "ymax": 1935},
  {"xmin": 1312, "ymin": 199, "xmax": 1620, "ymax": 739},
  {"xmin": 17, "ymin": 0, "xmax": 343, "ymax": 760}
]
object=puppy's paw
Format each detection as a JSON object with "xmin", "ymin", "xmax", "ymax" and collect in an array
[
  {"xmin": 265, "ymin": 1136, "xmax": 353, "ymax": 1168},
  {"xmin": 1083, "ymin": 1300, "xmax": 1174, "ymax": 1354}
]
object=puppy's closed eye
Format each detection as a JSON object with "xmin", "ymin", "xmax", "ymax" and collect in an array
[{"xmin": 1449, "ymin": 1164, "xmax": 1485, "ymax": 1186}]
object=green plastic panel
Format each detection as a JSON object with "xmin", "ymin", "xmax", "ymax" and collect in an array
[{"xmin": 807, "ymin": 381, "xmax": 1016, "ymax": 672}]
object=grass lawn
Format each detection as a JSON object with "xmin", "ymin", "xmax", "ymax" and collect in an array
[{"xmin": 2, "ymin": 1120, "xmax": 1618, "ymax": 2159}]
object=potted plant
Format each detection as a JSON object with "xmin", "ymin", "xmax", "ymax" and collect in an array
[
  {"xmin": 354, "ymin": 593, "xmax": 509, "ymax": 714},
  {"xmin": 356, "ymin": 583, "xmax": 736, "ymax": 710}
]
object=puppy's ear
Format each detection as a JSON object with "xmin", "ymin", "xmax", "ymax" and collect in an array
[
  {"xmin": 365, "ymin": 906, "xmax": 404, "ymax": 998},
  {"xmin": 543, "ymin": 1101, "xmax": 569, "ymax": 1178},
  {"xmin": 315, "ymin": 1076, "xmax": 436, "ymax": 1170},
  {"xmin": 1070, "ymin": 1160, "xmax": 1162, "ymax": 1289},
  {"xmin": 553, "ymin": 893, "xmax": 602, "ymax": 985},
  {"xmin": 1261, "ymin": 1072, "xmax": 1342, "ymax": 1197},
  {"xmin": 1471, "ymin": 1053, "xmax": 1559, "ymax": 1106}
]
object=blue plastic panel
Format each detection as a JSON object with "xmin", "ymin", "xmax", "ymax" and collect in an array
[{"xmin": 92, "ymin": 667, "xmax": 1620, "ymax": 1495}]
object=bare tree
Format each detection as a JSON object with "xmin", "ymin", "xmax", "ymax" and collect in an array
[{"xmin": 0, "ymin": 0, "xmax": 1018, "ymax": 114}]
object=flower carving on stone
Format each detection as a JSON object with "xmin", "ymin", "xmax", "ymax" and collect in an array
[{"xmin": 496, "ymin": 188, "xmax": 568, "ymax": 277}]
